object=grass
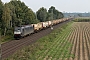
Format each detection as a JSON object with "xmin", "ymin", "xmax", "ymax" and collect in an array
[
  {"xmin": 1, "ymin": 35, "xmax": 14, "ymax": 44},
  {"xmin": 1, "ymin": 28, "xmax": 14, "ymax": 44},
  {"xmin": 5, "ymin": 21, "xmax": 74, "ymax": 60},
  {"xmin": 74, "ymin": 18, "xmax": 90, "ymax": 22}
]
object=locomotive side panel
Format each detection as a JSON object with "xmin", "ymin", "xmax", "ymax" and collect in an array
[{"xmin": 23, "ymin": 25, "xmax": 34, "ymax": 36}]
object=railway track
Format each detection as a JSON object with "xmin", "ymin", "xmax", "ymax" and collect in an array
[{"xmin": 1, "ymin": 20, "xmax": 71, "ymax": 60}]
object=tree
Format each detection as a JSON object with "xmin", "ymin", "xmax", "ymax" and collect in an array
[
  {"xmin": 48, "ymin": 6, "xmax": 55, "ymax": 20},
  {"xmin": 7, "ymin": 2, "xmax": 17, "ymax": 27},
  {"xmin": 2, "ymin": 3, "xmax": 12, "ymax": 36},
  {"xmin": 0, "ymin": 0, "xmax": 3, "ymax": 31},
  {"xmin": 48, "ymin": 6, "xmax": 64, "ymax": 20},
  {"xmin": 36, "ymin": 7, "xmax": 47, "ymax": 22},
  {"xmin": 24, "ymin": 8, "xmax": 36, "ymax": 24},
  {"xmin": 46, "ymin": 13, "xmax": 52, "ymax": 21},
  {"xmin": 78, "ymin": 13, "xmax": 82, "ymax": 17},
  {"xmin": 10, "ymin": 0, "xmax": 38, "ymax": 25}
]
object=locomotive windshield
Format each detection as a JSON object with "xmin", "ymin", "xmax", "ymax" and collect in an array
[
  {"xmin": 14, "ymin": 27, "xmax": 21, "ymax": 32},
  {"xmin": 15, "ymin": 29, "xmax": 20, "ymax": 32}
]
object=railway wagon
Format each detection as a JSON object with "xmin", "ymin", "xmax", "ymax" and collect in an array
[
  {"xmin": 63, "ymin": 18, "xmax": 68, "ymax": 22},
  {"xmin": 64, "ymin": 18, "xmax": 68, "ymax": 21},
  {"xmin": 62, "ymin": 18, "xmax": 66, "ymax": 22},
  {"xmin": 56, "ymin": 20, "xmax": 60, "ymax": 24},
  {"xmin": 59, "ymin": 19, "xmax": 62, "ymax": 23},
  {"xmin": 54, "ymin": 20, "xmax": 57, "ymax": 25},
  {"xmin": 14, "ymin": 25, "xmax": 34, "ymax": 38},
  {"xmin": 57, "ymin": 19, "xmax": 61, "ymax": 23},
  {"xmin": 32, "ymin": 24, "xmax": 39, "ymax": 32},
  {"xmin": 32, "ymin": 22, "xmax": 42, "ymax": 32},
  {"xmin": 48, "ymin": 21, "xmax": 52, "ymax": 27},
  {"xmin": 52, "ymin": 20, "xmax": 57, "ymax": 25},
  {"xmin": 42, "ymin": 22, "xmax": 49, "ymax": 28},
  {"xmin": 37, "ymin": 22, "xmax": 43, "ymax": 30}
]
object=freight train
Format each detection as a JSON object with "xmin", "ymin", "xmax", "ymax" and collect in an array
[{"xmin": 14, "ymin": 18, "xmax": 72, "ymax": 39}]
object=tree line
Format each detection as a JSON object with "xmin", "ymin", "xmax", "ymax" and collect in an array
[{"xmin": 0, "ymin": 0, "xmax": 64, "ymax": 36}]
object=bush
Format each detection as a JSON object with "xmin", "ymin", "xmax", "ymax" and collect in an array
[
  {"xmin": 6, "ymin": 27, "xmax": 14, "ymax": 36},
  {"xmin": 73, "ymin": 18, "xmax": 90, "ymax": 22}
]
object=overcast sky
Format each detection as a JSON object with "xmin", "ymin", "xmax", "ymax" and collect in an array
[{"xmin": 2, "ymin": 0, "xmax": 90, "ymax": 13}]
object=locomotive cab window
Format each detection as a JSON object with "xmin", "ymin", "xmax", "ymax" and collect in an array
[{"xmin": 15, "ymin": 28, "xmax": 21, "ymax": 32}]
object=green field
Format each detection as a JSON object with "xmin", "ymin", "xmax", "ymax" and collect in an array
[{"xmin": 5, "ymin": 21, "xmax": 74, "ymax": 60}]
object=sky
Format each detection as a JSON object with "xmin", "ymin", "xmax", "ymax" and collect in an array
[{"xmin": 2, "ymin": 0, "xmax": 90, "ymax": 13}]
